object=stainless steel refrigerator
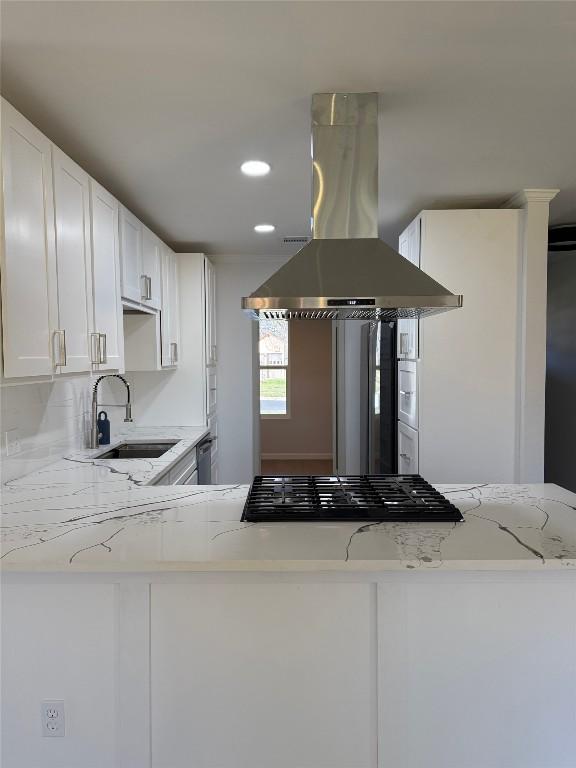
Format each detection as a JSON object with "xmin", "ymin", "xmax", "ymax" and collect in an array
[{"xmin": 360, "ymin": 321, "xmax": 397, "ymax": 474}]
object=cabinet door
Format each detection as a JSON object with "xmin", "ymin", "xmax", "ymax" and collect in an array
[
  {"xmin": 0, "ymin": 100, "xmax": 58, "ymax": 377},
  {"xmin": 204, "ymin": 258, "xmax": 217, "ymax": 366},
  {"xmin": 398, "ymin": 421, "xmax": 419, "ymax": 474},
  {"xmin": 141, "ymin": 226, "xmax": 162, "ymax": 309},
  {"xmin": 119, "ymin": 205, "xmax": 143, "ymax": 303},
  {"xmin": 160, "ymin": 246, "xmax": 175, "ymax": 367},
  {"xmin": 169, "ymin": 251, "xmax": 180, "ymax": 365},
  {"xmin": 90, "ymin": 180, "xmax": 124, "ymax": 372},
  {"xmin": 51, "ymin": 147, "xmax": 93, "ymax": 374},
  {"xmin": 398, "ymin": 217, "xmax": 420, "ymax": 361},
  {"xmin": 398, "ymin": 361, "xmax": 418, "ymax": 429}
]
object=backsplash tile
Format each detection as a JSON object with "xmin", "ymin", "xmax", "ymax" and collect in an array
[{"xmin": 0, "ymin": 376, "xmax": 93, "ymax": 482}]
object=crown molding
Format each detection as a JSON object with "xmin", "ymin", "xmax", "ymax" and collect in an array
[
  {"xmin": 503, "ymin": 189, "xmax": 560, "ymax": 208},
  {"xmin": 209, "ymin": 254, "xmax": 291, "ymax": 265}
]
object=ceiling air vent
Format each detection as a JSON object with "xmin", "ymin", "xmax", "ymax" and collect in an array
[{"xmin": 282, "ymin": 236, "xmax": 310, "ymax": 245}]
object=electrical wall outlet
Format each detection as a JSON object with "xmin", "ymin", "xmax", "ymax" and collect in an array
[
  {"xmin": 41, "ymin": 700, "xmax": 65, "ymax": 737},
  {"xmin": 5, "ymin": 428, "xmax": 22, "ymax": 456}
]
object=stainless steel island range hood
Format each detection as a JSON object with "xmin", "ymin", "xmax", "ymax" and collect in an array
[{"xmin": 242, "ymin": 92, "xmax": 462, "ymax": 320}]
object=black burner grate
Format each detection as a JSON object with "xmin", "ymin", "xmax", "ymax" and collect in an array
[{"xmin": 242, "ymin": 475, "xmax": 464, "ymax": 523}]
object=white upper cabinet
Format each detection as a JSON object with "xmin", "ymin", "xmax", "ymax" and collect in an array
[
  {"xmin": 160, "ymin": 246, "xmax": 180, "ymax": 367},
  {"xmin": 1, "ymin": 101, "xmax": 185, "ymax": 382},
  {"xmin": 89, "ymin": 180, "xmax": 124, "ymax": 372},
  {"xmin": 141, "ymin": 226, "xmax": 162, "ymax": 310},
  {"xmin": 204, "ymin": 258, "xmax": 217, "ymax": 366},
  {"xmin": 51, "ymin": 146, "xmax": 93, "ymax": 374},
  {"xmin": 119, "ymin": 205, "xmax": 143, "ymax": 304},
  {"xmin": 0, "ymin": 100, "xmax": 58, "ymax": 378},
  {"xmin": 397, "ymin": 216, "xmax": 420, "ymax": 361}
]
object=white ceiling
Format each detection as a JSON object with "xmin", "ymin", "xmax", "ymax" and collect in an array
[{"xmin": 2, "ymin": 1, "xmax": 575, "ymax": 255}]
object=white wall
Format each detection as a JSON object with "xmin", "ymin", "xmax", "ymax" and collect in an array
[{"xmin": 213, "ymin": 255, "xmax": 288, "ymax": 483}]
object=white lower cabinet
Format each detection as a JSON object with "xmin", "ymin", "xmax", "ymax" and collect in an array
[
  {"xmin": 150, "ymin": 583, "xmax": 375, "ymax": 768},
  {"xmin": 398, "ymin": 420, "xmax": 419, "ymax": 474}
]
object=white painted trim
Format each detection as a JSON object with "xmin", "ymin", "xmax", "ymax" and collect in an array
[
  {"xmin": 261, "ymin": 452, "xmax": 333, "ymax": 461},
  {"xmin": 209, "ymin": 254, "xmax": 290, "ymax": 265},
  {"xmin": 501, "ymin": 189, "xmax": 559, "ymax": 481},
  {"xmin": 503, "ymin": 189, "xmax": 559, "ymax": 208}
]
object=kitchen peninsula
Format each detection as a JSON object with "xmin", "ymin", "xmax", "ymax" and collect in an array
[{"xmin": 2, "ymin": 455, "xmax": 576, "ymax": 768}]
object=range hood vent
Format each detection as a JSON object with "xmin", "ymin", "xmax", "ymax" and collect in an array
[{"xmin": 242, "ymin": 93, "xmax": 462, "ymax": 321}]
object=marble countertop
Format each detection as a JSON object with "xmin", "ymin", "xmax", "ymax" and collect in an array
[
  {"xmin": 2, "ymin": 438, "xmax": 576, "ymax": 571},
  {"xmin": 65, "ymin": 425, "xmax": 211, "ymax": 485}
]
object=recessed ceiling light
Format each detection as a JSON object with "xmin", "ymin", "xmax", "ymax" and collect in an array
[
  {"xmin": 254, "ymin": 224, "xmax": 275, "ymax": 234},
  {"xmin": 241, "ymin": 160, "xmax": 271, "ymax": 177}
]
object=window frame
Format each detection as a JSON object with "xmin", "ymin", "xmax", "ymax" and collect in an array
[{"xmin": 259, "ymin": 320, "xmax": 291, "ymax": 420}]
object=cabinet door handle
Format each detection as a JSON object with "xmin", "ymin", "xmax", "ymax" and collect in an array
[
  {"xmin": 53, "ymin": 329, "xmax": 67, "ymax": 367},
  {"xmin": 400, "ymin": 452, "xmax": 411, "ymax": 462},
  {"xmin": 99, "ymin": 333, "xmax": 107, "ymax": 364},
  {"xmin": 170, "ymin": 342, "xmax": 178, "ymax": 363},
  {"xmin": 146, "ymin": 276, "xmax": 152, "ymax": 300},
  {"xmin": 399, "ymin": 332, "xmax": 409, "ymax": 356},
  {"xmin": 140, "ymin": 274, "xmax": 148, "ymax": 301},
  {"xmin": 90, "ymin": 332, "xmax": 100, "ymax": 365}
]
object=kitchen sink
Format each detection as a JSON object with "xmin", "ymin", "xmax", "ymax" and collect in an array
[{"xmin": 96, "ymin": 441, "xmax": 178, "ymax": 460}]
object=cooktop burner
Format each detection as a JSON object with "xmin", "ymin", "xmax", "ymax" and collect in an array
[{"xmin": 242, "ymin": 475, "xmax": 464, "ymax": 523}]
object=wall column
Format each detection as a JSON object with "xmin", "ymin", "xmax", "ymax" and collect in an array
[{"xmin": 503, "ymin": 189, "xmax": 559, "ymax": 482}]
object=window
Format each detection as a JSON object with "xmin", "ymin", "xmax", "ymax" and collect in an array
[{"xmin": 259, "ymin": 319, "xmax": 289, "ymax": 416}]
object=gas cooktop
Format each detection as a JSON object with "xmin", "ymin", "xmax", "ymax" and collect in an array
[{"xmin": 241, "ymin": 475, "xmax": 464, "ymax": 523}]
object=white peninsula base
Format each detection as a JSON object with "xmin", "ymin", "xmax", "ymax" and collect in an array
[{"xmin": 2, "ymin": 482, "xmax": 576, "ymax": 768}]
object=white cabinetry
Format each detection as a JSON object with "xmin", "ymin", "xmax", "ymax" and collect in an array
[
  {"xmin": 120, "ymin": 213, "xmax": 162, "ymax": 309},
  {"xmin": 398, "ymin": 209, "xmax": 522, "ymax": 482},
  {"xmin": 119, "ymin": 205, "xmax": 143, "ymax": 304},
  {"xmin": 397, "ymin": 216, "xmax": 420, "ymax": 361},
  {"xmin": 204, "ymin": 258, "xmax": 218, "ymax": 478},
  {"xmin": 398, "ymin": 420, "xmax": 419, "ymax": 474},
  {"xmin": 398, "ymin": 360, "xmax": 418, "ymax": 429},
  {"xmin": 1, "ymin": 101, "xmax": 185, "ymax": 384},
  {"xmin": 51, "ymin": 147, "xmax": 93, "ymax": 374},
  {"xmin": 160, "ymin": 246, "xmax": 180, "ymax": 368},
  {"xmin": 89, "ymin": 180, "xmax": 124, "ymax": 372},
  {"xmin": 141, "ymin": 226, "xmax": 162, "ymax": 310},
  {"xmin": 204, "ymin": 257, "xmax": 217, "ymax": 366},
  {"xmin": 0, "ymin": 100, "xmax": 58, "ymax": 378},
  {"xmin": 0, "ymin": 102, "xmax": 96, "ymax": 380}
]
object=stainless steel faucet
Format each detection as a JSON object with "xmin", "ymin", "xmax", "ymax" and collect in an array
[{"xmin": 90, "ymin": 374, "xmax": 133, "ymax": 449}]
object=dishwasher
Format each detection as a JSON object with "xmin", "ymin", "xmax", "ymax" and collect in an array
[{"xmin": 197, "ymin": 437, "xmax": 212, "ymax": 484}]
